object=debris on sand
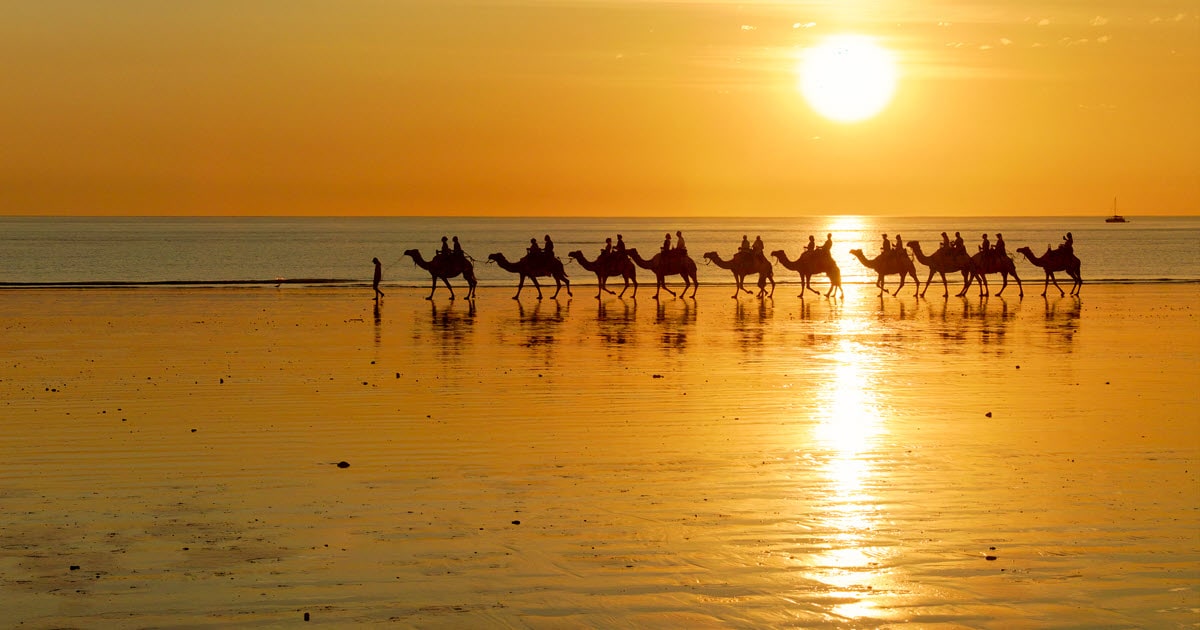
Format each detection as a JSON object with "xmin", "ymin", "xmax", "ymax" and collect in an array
[{"xmin": 336, "ymin": 461, "xmax": 350, "ymax": 469}]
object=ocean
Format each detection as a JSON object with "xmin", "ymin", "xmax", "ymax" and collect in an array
[{"xmin": 1, "ymin": 215, "xmax": 1197, "ymax": 288}]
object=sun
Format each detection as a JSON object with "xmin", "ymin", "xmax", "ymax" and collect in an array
[{"xmin": 798, "ymin": 35, "xmax": 898, "ymax": 123}]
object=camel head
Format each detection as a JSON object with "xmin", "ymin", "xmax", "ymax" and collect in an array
[
  {"xmin": 769, "ymin": 249, "xmax": 786, "ymax": 260},
  {"xmin": 486, "ymin": 252, "xmax": 504, "ymax": 265},
  {"xmin": 403, "ymin": 248, "xmax": 420, "ymax": 259},
  {"xmin": 702, "ymin": 251, "xmax": 719, "ymax": 262},
  {"xmin": 1016, "ymin": 246, "xmax": 1033, "ymax": 257},
  {"xmin": 567, "ymin": 250, "xmax": 584, "ymax": 260},
  {"xmin": 849, "ymin": 248, "xmax": 865, "ymax": 258},
  {"xmin": 905, "ymin": 240, "xmax": 921, "ymax": 251}
]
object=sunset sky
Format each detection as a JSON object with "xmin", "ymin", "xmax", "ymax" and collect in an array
[{"xmin": 2, "ymin": 1, "xmax": 1196, "ymax": 217}]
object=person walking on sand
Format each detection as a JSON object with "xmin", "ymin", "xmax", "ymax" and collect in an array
[{"xmin": 372, "ymin": 257, "xmax": 385, "ymax": 300}]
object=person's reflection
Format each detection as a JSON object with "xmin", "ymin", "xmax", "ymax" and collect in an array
[{"xmin": 373, "ymin": 300, "xmax": 382, "ymax": 346}]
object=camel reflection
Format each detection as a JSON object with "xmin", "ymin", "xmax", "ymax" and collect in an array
[
  {"xmin": 597, "ymin": 299, "xmax": 637, "ymax": 346},
  {"xmin": 656, "ymin": 299, "xmax": 695, "ymax": 349},
  {"xmin": 514, "ymin": 298, "xmax": 569, "ymax": 348},
  {"xmin": 735, "ymin": 298, "xmax": 772, "ymax": 350},
  {"xmin": 1043, "ymin": 295, "xmax": 1081, "ymax": 348},
  {"xmin": 804, "ymin": 339, "xmax": 892, "ymax": 620},
  {"xmin": 429, "ymin": 300, "xmax": 476, "ymax": 355}
]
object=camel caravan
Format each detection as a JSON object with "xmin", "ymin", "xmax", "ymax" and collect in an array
[{"xmin": 401, "ymin": 228, "xmax": 1082, "ymax": 301}]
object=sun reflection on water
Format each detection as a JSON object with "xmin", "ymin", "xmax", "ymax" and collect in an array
[{"xmin": 804, "ymin": 334, "xmax": 896, "ymax": 620}]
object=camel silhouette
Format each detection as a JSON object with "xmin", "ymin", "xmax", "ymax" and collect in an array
[
  {"xmin": 907, "ymin": 241, "xmax": 972, "ymax": 298},
  {"xmin": 963, "ymin": 251, "xmax": 1023, "ymax": 297},
  {"xmin": 567, "ymin": 250, "xmax": 637, "ymax": 299},
  {"xmin": 403, "ymin": 249, "xmax": 477, "ymax": 300},
  {"xmin": 627, "ymin": 248, "xmax": 698, "ymax": 299},
  {"xmin": 849, "ymin": 249, "xmax": 920, "ymax": 297},
  {"xmin": 487, "ymin": 252, "xmax": 571, "ymax": 300},
  {"xmin": 770, "ymin": 249, "xmax": 843, "ymax": 299},
  {"xmin": 1016, "ymin": 246, "xmax": 1082, "ymax": 296},
  {"xmin": 702, "ymin": 251, "xmax": 775, "ymax": 299}
]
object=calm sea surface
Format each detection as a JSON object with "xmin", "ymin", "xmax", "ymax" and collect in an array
[{"xmin": 1, "ymin": 216, "xmax": 1197, "ymax": 287}]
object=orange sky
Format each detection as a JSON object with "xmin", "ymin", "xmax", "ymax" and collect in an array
[{"xmin": 1, "ymin": 1, "xmax": 1196, "ymax": 217}]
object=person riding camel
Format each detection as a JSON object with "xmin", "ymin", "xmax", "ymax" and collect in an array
[
  {"xmin": 994, "ymin": 233, "xmax": 1007, "ymax": 259},
  {"xmin": 600, "ymin": 237, "xmax": 613, "ymax": 260},
  {"xmin": 452, "ymin": 236, "xmax": 464, "ymax": 258},
  {"xmin": 661, "ymin": 233, "xmax": 672, "ymax": 255},
  {"xmin": 805, "ymin": 235, "xmax": 816, "ymax": 253},
  {"xmin": 821, "ymin": 233, "xmax": 833, "ymax": 252},
  {"xmin": 953, "ymin": 231, "xmax": 965, "ymax": 255},
  {"xmin": 752, "ymin": 236, "xmax": 766, "ymax": 262},
  {"xmin": 1059, "ymin": 232, "xmax": 1074, "ymax": 253},
  {"xmin": 739, "ymin": 235, "xmax": 751, "ymax": 252},
  {"xmin": 615, "ymin": 234, "xmax": 627, "ymax": 258},
  {"xmin": 894, "ymin": 234, "xmax": 904, "ymax": 259},
  {"xmin": 674, "ymin": 231, "xmax": 687, "ymax": 255},
  {"xmin": 940, "ymin": 231, "xmax": 951, "ymax": 251},
  {"xmin": 881, "ymin": 233, "xmax": 892, "ymax": 256},
  {"xmin": 543, "ymin": 234, "xmax": 555, "ymax": 260},
  {"xmin": 980, "ymin": 234, "xmax": 992, "ymax": 262},
  {"xmin": 526, "ymin": 237, "xmax": 541, "ymax": 260}
]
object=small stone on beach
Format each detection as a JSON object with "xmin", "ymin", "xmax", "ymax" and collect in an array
[
  {"xmin": 985, "ymin": 412, "xmax": 992, "ymax": 418},
  {"xmin": 511, "ymin": 520, "xmax": 520, "ymax": 525},
  {"xmin": 336, "ymin": 461, "xmax": 350, "ymax": 468},
  {"xmin": 985, "ymin": 555, "xmax": 997, "ymax": 561}
]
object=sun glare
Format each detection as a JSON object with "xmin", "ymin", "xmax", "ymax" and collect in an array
[{"xmin": 798, "ymin": 35, "xmax": 898, "ymax": 123}]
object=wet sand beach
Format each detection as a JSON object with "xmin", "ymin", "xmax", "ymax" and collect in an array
[{"xmin": 2, "ymin": 283, "xmax": 1197, "ymax": 627}]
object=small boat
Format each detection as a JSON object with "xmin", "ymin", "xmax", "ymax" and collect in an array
[{"xmin": 1105, "ymin": 197, "xmax": 1128, "ymax": 223}]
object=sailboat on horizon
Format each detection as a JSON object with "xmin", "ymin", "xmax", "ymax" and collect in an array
[{"xmin": 1105, "ymin": 197, "xmax": 1128, "ymax": 223}]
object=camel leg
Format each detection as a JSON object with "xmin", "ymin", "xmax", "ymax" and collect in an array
[
  {"xmin": 1047, "ymin": 272, "xmax": 1065, "ymax": 297},
  {"xmin": 912, "ymin": 272, "xmax": 920, "ymax": 297},
  {"xmin": 891, "ymin": 273, "xmax": 906, "ymax": 297},
  {"xmin": 442, "ymin": 277, "xmax": 456, "ymax": 300},
  {"xmin": 562, "ymin": 275, "xmax": 572, "ymax": 298},
  {"xmin": 877, "ymin": 274, "xmax": 887, "ymax": 297},
  {"xmin": 531, "ymin": 276, "xmax": 544, "ymax": 300},
  {"xmin": 513, "ymin": 276, "xmax": 526, "ymax": 300},
  {"xmin": 426, "ymin": 277, "xmax": 437, "ymax": 300},
  {"xmin": 551, "ymin": 278, "xmax": 562, "ymax": 299},
  {"xmin": 686, "ymin": 275, "xmax": 698, "ymax": 298},
  {"xmin": 995, "ymin": 273, "xmax": 1009, "ymax": 296}
]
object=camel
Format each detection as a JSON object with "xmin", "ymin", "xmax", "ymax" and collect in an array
[
  {"xmin": 702, "ymin": 250, "xmax": 775, "ymax": 299},
  {"xmin": 906, "ymin": 241, "xmax": 973, "ymax": 298},
  {"xmin": 486, "ymin": 252, "xmax": 572, "ymax": 300},
  {"xmin": 626, "ymin": 248, "xmax": 698, "ymax": 299},
  {"xmin": 849, "ymin": 249, "xmax": 920, "ymax": 297},
  {"xmin": 1016, "ymin": 246, "xmax": 1082, "ymax": 297},
  {"xmin": 963, "ymin": 251, "xmax": 1023, "ymax": 297},
  {"xmin": 567, "ymin": 250, "xmax": 638, "ymax": 299},
  {"xmin": 403, "ymin": 249, "xmax": 477, "ymax": 300},
  {"xmin": 770, "ymin": 249, "xmax": 843, "ymax": 299}
]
